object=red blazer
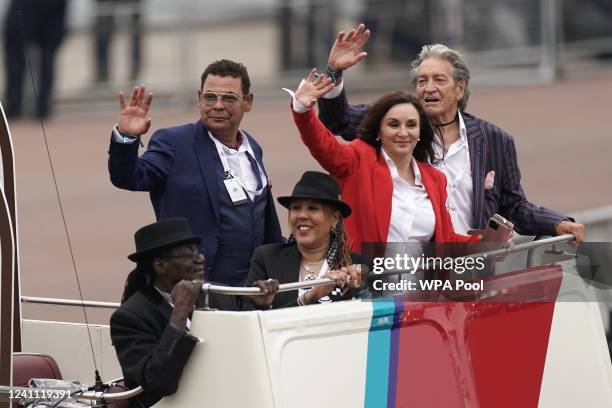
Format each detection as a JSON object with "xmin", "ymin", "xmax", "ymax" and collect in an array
[{"xmin": 293, "ymin": 109, "xmax": 477, "ymax": 252}]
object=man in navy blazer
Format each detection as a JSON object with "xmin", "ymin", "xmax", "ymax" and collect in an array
[
  {"xmin": 108, "ymin": 59, "xmax": 283, "ymax": 286},
  {"xmin": 316, "ymin": 24, "xmax": 584, "ymax": 243}
]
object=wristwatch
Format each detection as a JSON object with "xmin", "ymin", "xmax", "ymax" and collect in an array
[
  {"xmin": 325, "ymin": 65, "xmax": 343, "ymax": 83},
  {"xmin": 113, "ymin": 125, "xmax": 144, "ymax": 147}
]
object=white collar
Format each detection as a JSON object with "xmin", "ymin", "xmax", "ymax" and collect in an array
[
  {"xmin": 434, "ymin": 111, "xmax": 467, "ymax": 148},
  {"xmin": 458, "ymin": 111, "xmax": 467, "ymax": 142},
  {"xmin": 154, "ymin": 285, "xmax": 173, "ymax": 306},
  {"xmin": 381, "ymin": 150, "xmax": 424, "ymax": 186},
  {"xmin": 209, "ymin": 129, "xmax": 251, "ymax": 153}
]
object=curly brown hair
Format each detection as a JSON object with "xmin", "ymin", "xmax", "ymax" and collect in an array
[{"xmin": 358, "ymin": 91, "xmax": 436, "ymax": 164}]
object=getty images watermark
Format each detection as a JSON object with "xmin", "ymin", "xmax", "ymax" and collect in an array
[{"xmin": 370, "ymin": 253, "xmax": 487, "ymax": 292}]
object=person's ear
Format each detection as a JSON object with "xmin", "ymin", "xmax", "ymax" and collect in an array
[
  {"xmin": 243, "ymin": 93, "xmax": 254, "ymax": 112},
  {"xmin": 332, "ymin": 210, "xmax": 340, "ymax": 227},
  {"xmin": 455, "ymin": 79, "xmax": 466, "ymax": 101},
  {"xmin": 153, "ymin": 258, "xmax": 167, "ymax": 277}
]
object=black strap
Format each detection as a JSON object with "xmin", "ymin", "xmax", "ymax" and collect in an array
[{"xmin": 245, "ymin": 151, "xmax": 263, "ymax": 190}]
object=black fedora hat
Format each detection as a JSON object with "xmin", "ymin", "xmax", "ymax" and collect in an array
[
  {"xmin": 128, "ymin": 218, "xmax": 202, "ymax": 262},
  {"xmin": 277, "ymin": 171, "xmax": 351, "ymax": 217}
]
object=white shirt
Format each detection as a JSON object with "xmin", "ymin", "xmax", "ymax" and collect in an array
[
  {"xmin": 383, "ymin": 151, "xmax": 435, "ymax": 243},
  {"xmin": 432, "ymin": 112, "xmax": 473, "ymax": 234},
  {"xmin": 322, "ymin": 80, "xmax": 344, "ymax": 99},
  {"xmin": 208, "ymin": 130, "xmax": 267, "ymax": 201}
]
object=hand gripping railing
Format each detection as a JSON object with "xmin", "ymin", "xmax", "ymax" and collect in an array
[
  {"xmin": 526, "ymin": 234, "xmax": 576, "ymax": 268},
  {"xmin": 199, "ymin": 277, "xmax": 339, "ymax": 309},
  {"xmin": 463, "ymin": 234, "xmax": 574, "ymax": 261}
]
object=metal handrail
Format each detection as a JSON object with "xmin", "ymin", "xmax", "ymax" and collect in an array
[
  {"xmin": 20, "ymin": 235, "xmax": 575, "ymax": 307},
  {"xmin": 201, "ymin": 278, "xmax": 337, "ymax": 295},
  {"xmin": 19, "ymin": 280, "xmax": 340, "ymax": 309},
  {"xmin": 72, "ymin": 385, "xmax": 144, "ymax": 401},
  {"xmin": 21, "ymin": 296, "xmax": 120, "ymax": 309},
  {"xmin": 527, "ymin": 235, "xmax": 547, "ymax": 268},
  {"xmin": 464, "ymin": 234, "xmax": 573, "ymax": 260},
  {"xmin": 202, "ymin": 234, "xmax": 575, "ymax": 293}
]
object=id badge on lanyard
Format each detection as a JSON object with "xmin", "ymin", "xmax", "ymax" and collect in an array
[
  {"xmin": 211, "ymin": 132, "xmax": 264, "ymax": 206},
  {"xmin": 223, "ymin": 171, "xmax": 249, "ymax": 206}
]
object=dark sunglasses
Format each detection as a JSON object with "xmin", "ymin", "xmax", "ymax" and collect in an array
[{"xmin": 158, "ymin": 248, "xmax": 204, "ymax": 262}]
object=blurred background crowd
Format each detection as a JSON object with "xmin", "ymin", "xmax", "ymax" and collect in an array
[{"xmin": 1, "ymin": 0, "xmax": 611, "ymax": 118}]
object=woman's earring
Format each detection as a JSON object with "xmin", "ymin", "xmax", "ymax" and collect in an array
[{"xmin": 376, "ymin": 137, "xmax": 380, "ymax": 142}]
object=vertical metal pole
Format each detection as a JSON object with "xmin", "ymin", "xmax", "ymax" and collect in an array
[
  {"xmin": 279, "ymin": 0, "xmax": 293, "ymax": 71},
  {"xmin": 307, "ymin": 0, "xmax": 336, "ymax": 68},
  {"xmin": 179, "ymin": 0, "xmax": 193, "ymax": 104},
  {"xmin": 443, "ymin": 0, "xmax": 464, "ymax": 48},
  {"xmin": 0, "ymin": 104, "xmax": 17, "ymax": 402},
  {"xmin": 0, "ymin": 190, "xmax": 15, "ymax": 399},
  {"xmin": 0, "ymin": 107, "xmax": 20, "ymax": 355},
  {"xmin": 540, "ymin": 0, "xmax": 564, "ymax": 80}
]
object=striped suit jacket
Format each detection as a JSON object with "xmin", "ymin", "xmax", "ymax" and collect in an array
[{"xmin": 318, "ymin": 88, "xmax": 570, "ymax": 235}]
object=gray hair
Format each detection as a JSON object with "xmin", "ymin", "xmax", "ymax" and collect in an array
[{"xmin": 410, "ymin": 44, "xmax": 471, "ymax": 111}]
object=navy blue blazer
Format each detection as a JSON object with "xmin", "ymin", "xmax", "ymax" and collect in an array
[
  {"xmin": 318, "ymin": 88, "xmax": 570, "ymax": 235},
  {"xmin": 108, "ymin": 120, "xmax": 283, "ymax": 273}
]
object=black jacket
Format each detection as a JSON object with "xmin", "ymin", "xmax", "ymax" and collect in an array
[
  {"xmin": 245, "ymin": 242, "xmax": 370, "ymax": 309},
  {"xmin": 110, "ymin": 284, "xmax": 236, "ymax": 407}
]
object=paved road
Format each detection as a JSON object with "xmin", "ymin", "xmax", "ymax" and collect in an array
[{"xmin": 9, "ymin": 72, "xmax": 612, "ymax": 323}]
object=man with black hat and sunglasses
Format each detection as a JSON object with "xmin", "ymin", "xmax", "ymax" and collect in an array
[{"xmin": 111, "ymin": 218, "xmax": 274, "ymax": 407}]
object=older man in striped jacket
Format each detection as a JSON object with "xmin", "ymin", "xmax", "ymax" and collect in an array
[{"xmin": 317, "ymin": 24, "xmax": 584, "ymax": 244}]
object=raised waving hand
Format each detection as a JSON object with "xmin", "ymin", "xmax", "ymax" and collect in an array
[
  {"xmin": 117, "ymin": 85, "xmax": 153, "ymax": 137},
  {"xmin": 328, "ymin": 23, "xmax": 370, "ymax": 72},
  {"xmin": 294, "ymin": 69, "xmax": 335, "ymax": 109}
]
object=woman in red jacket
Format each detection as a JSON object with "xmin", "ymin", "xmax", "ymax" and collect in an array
[{"xmin": 291, "ymin": 70, "xmax": 478, "ymax": 253}]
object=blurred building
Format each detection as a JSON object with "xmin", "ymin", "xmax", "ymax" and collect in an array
[{"xmin": 0, "ymin": 0, "xmax": 609, "ymax": 114}]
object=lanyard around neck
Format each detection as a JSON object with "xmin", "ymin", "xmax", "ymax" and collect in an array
[{"xmin": 209, "ymin": 131, "xmax": 265, "ymax": 195}]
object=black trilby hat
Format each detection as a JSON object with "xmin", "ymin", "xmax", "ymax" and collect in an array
[
  {"xmin": 128, "ymin": 218, "xmax": 202, "ymax": 262},
  {"xmin": 277, "ymin": 171, "xmax": 351, "ymax": 218}
]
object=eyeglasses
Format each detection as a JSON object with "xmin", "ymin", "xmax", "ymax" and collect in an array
[
  {"xmin": 158, "ymin": 250, "xmax": 204, "ymax": 262},
  {"xmin": 201, "ymin": 92, "xmax": 242, "ymax": 107}
]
